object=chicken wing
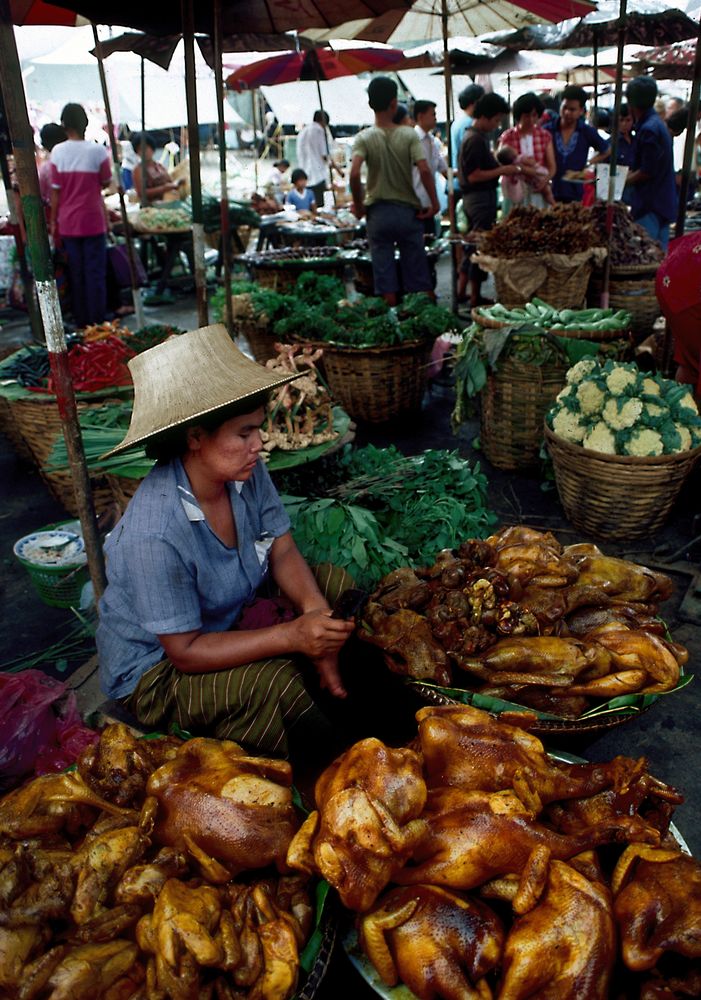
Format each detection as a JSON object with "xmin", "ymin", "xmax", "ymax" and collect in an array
[
  {"xmin": 497, "ymin": 860, "xmax": 616, "ymax": 1000},
  {"xmin": 359, "ymin": 884, "xmax": 504, "ymax": 1000}
]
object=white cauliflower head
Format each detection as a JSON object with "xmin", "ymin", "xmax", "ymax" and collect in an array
[
  {"xmin": 642, "ymin": 377, "xmax": 661, "ymax": 396},
  {"xmin": 623, "ymin": 427, "xmax": 664, "ymax": 457},
  {"xmin": 677, "ymin": 425, "xmax": 693, "ymax": 452},
  {"xmin": 605, "ymin": 365, "xmax": 639, "ymax": 397},
  {"xmin": 576, "ymin": 379, "xmax": 606, "ymax": 417},
  {"xmin": 566, "ymin": 358, "xmax": 598, "ymax": 385},
  {"xmin": 603, "ymin": 396, "xmax": 643, "ymax": 431},
  {"xmin": 643, "ymin": 400, "xmax": 669, "ymax": 426},
  {"xmin": 552, "ymin": 407, "xmax": 587, "ymax": 443},
  {"xmin": 674, "ymin": 387, "xmax": 699, "ymax": 420},
  {"xmin": 556, "ymin": 384, "xmax": 576, "ymax": 404},
  {"xmin": 583, "ymin": 421, "xmax": 617, "ymax": 455}
]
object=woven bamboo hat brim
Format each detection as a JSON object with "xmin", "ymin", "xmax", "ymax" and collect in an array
[{"xmin": 103, "ymin": 324, "xmax": 301, "ymax": 458}]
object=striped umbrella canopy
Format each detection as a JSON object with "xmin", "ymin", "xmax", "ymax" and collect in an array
[
  {"xmin": 226, "ymin": 44, "xmax": 406, "ymax": 90},
  {"xmin": 632, "ymin": 39, "xmax": 698, "ymax": 78},
  {"xmin": 10, "ymin": 0, "xmax": 86, "ymax": 24}
]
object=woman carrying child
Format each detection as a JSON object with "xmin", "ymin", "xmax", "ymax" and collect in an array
[{"xmin": 498, "ymin": 92, "xmax": 556, "ymax": 212}]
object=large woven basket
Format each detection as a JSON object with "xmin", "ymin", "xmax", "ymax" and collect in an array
[
  {"xmin": 235, "ymin": 318, "xmax": 278, "ymax": 363},
  {"xmin": 471, "ymin": 307, "xmax": 631, "ymax": 344},
  {"xmin": 494, "ymin": 263, "xmax": 593, "ymax": 310},
  {"xmin": 320, "ymin": 339, "xmax": 434, "ymax": 423},
  {"xmin": 10, "ymin": 391, "xmax": 128, "ymax": 516},
  {"xmin": 106, "ymin": 473, "xmax": 143, "ymax": 512},
  {"xmin": 480, "ymin": 355, "xmax": 568, "ymax": 471},
  {"xmin": 588, "ymin": 264, "xmax": 660, "ymax": 341},
  {"xmin": 247, "ymin": 255, "xmax": 346, "ymax": 293},
  {"xmin": 544, "ymin": 424, "xmax": 701, "ymax": 540}
]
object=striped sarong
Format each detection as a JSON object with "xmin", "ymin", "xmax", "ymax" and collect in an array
[{"xmin": 126, "ymin": 564, "xmax": 354, "ymax": 758}]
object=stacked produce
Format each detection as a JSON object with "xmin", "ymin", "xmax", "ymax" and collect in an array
[
  {"xmin": 287, "ymin": 703, "xmax": 699, "ymax": 999},
  {"xmin": 0, "ymin": 724, "xmax": 316, "ymax": 1000},
  {"xmin": 261, "ymin": 344, "xmax": 338, "ymax": 452},
  {"xmin": 358, "ymin": 525, "xmax": 688, "ymax": 720},
  {"xmin": 547, "ymin": 359, "xmax": 701, "ymax": 456},
  {"xmin": 479, "ymin": 204, "xmax": 599, "ymax": 257},
  {"xmin": 122, "ymin": 323, "xmax": 185, "ymax": 354},
  {"xmin": 589, "ymin": 202, "xmax": 666, "ymax": 267},
  {"xmin": 2, "ymin": 336, "xmax": 135, "ymax": 395},
  {"xmin": 277, "ymin": 444, "xmax": 496, "ymax": 589},
  {"xmin": 133, "ymin": 205, "xmax": 191, "ymax": 231},
  {"xmin": 473, "ymin": 297, "xmax": 632, "ymax": 336},
  {"xmin": 238, "ymin": 245, "xmax": 339, "ymax": 265}
]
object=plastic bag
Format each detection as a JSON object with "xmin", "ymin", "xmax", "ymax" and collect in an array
[{"xmin": 0, "ymin": 670, "xmax": 99, "ymax": 787}]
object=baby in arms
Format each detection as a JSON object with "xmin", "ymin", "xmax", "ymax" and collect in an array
[{"xmin": 496, "ymin": 145, "xmax": 555, "ymax": 207}]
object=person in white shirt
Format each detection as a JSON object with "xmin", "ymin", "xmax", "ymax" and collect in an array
[
  {"xmin": 413, "ymin": 100, "xmax": 448, "ymax": 236},
  {"xmin": 296, "ymin": 110, "xmax": 343, "ymax": 208}
]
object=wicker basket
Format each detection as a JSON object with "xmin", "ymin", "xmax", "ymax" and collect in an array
[
  {"xmin": 235, "ymin": 318, "xmax": 279, "ymax": 364},
  {"xmin": 544, "ymin": 424, "xmax": 701, "ymax": 540},
  {"xmin": 320, "ymin": 339, "xmax": 434, "ymax": 423},
  {"xmin": 493, "ymin": 263, "xmax": 594, "ymax": 310},
  {"xmin": 472, "ymin": 306, "xmax": 631, "ymax": 344},
  {"xmin": 10, "ymin": 391, "xmax": 127, "ymax": 516},
  {"xmin": 247, "ymin": 254, "xmax": 346, "ymax": 293},
  {"xmin": 588, "ymin": 264, "xmax": 660, "ymax": 340},
  {"xmin": 106, "ymin": 473, "xmax": 143, "ymax": 512},
  {"xmin": 480, "ymin": 349, "xmax": 569, "ymax": 471}
]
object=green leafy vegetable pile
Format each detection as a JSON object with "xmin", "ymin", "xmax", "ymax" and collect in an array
[
  {"xmin": 276, "ymin": 444, "xmax": 496, "ymax": 588},
  {"xmin": 547, "ymin": 359, "xmax": 701, "ymax": 456}
]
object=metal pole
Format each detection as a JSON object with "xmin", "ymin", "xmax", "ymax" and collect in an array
[
  {"xmin": 139, "ymin": 55, "xmax": 146, "ymax": 208},
  {"xmin": 0, "ymin": 0, "xmax": 106, "ymax": 599},
  {"xmin": 313, "ymin": 57, "xmax": 337, "ymax": 208},
  {"xmin": 593, "ymin": 30, "xmax": 599, "ymax": 113},
  {"xmin": 675, "ymin": 22, "xmax": 701, "ymax": 238},
  {"xmin": 213, "ymin": 0, "xmax": 234, "ymax": 336},
  {"xmin": 442, "ymin": 0, "xmax": 458, "ymax": 312},
  {"xmin": 250, "ymin": 89, "xmax": 259, "ymax": 191},
  {"xmin": 182, "ymin": 0, "xmax": 208, "ymax": 326},
  {"xmin": 91, "ymin": 24, "xmax": 145, "ymax": 328},
  {"xmin": 601, "ymin": 0, "xmax": 628, "ymax": 309}
]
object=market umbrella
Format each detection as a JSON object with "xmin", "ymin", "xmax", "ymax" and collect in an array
[
  {"xmin": 225, "ymin": 44, "xmax": 407, "ymax": 88},
  {"xmin": 97, "ymin": 30, "xmax": 308, "ymax": 68},
  {"xmin": 10, "ymin": 0, "xmax": 85, "ymax": 24},
  {"xmin": 632, "ymin": 39, "xmax": 698, "ymax": 78}
]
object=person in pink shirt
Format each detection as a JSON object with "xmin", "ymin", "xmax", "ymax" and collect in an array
[
  {"xmin": 37, "ymin": 123, "xmax": 66, "ymax": 213},
  {"xmin": 50, "ymin": 103, "xmax": 113, "ymax": 328}
]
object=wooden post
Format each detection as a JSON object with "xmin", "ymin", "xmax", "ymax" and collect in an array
[
  {"xmin": 675, "ymin": 23, "xmax": 701, "ymax": 238},
  {"xmin": 91, "ymin": 24, "xmax": 145, "ymax": 328},
  {"xmin": 182, "ymin": 0, "xmax": 208, "ymax": 326},
  {"xmin": 442, "ymin": 0, "xmax": 458, "ymax": 312},
  {"xmin": 601, "ymin": 0, "xmax": 628, "ymax": 309},
  {"xmin": 0, "ymin": 0, "xmax": 106, "ymax": 599},
  {"xmin": 213, "ymin": 0, "xmax": 234, "ymax": 336}
]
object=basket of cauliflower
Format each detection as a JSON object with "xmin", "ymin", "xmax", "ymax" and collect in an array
[{"xmin": 544, "ymin": 359, "xmax": 701, "ymax": 539}]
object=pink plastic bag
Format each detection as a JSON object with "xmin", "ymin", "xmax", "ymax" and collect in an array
[{"xmin": 0, "ymin": 670, "xmax": 98, "ymax": 786}]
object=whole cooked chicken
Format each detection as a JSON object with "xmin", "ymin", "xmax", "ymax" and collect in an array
[
  {"xmin": 395, "ymin": 786, "xmax": 659, "ymax": 892},
  {"xmin": 416, "ymin": 704, "xmax": 650, "ymax": 808},
  {"xmin": 497, "ymin": 860, "xmax": 616, "ymax": 999},
  {"xmin": 563, "ymin": 544, "xmax": 673, "ymax": 604},
  {"xmin": 359, "ymin": 884, "xmax": 504, "ymax": 1000},
  {"xmin": 70, "ymin": 825, "xmax": 150, "ymax": 925},
  {"xmin": 286, "ymin": 738, "xmax": 427, "ymax": 912},
  {"xmin": 567, "ymin": 625, "xmax": 681, "ymax": 697},
  {"xmin": 0, "ymin": 773, "xmax": 133, "ymax": 840},
  {"xmin": 77, "ymin": 724, "xmax": 182, "ymax": 808},
  {"xmin": 488, "ymin": 526, "xmax": 578, "ymax": 591},
  {"xmin": 454, "ymin": 635, "xmax": 612, "ymax": 687},
  {"xmin": 361, "ymin": 605, "xmax": 452, "ymax": 685},
  {"xmin": 114, "ymin": 847, "xmax": 189, "ymax": 906},
  {"xmin": 146, "ymin": 738, "xmax": 299, "ymax": 877},
  {"xmin": 612, "ymin": 845, "xmax": 701, "ymax": 971},
  {"xmin": 26, "ymin": 939, "xmax": 140, "ymax": 1000}
]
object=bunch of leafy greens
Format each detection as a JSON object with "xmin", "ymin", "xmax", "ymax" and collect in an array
[{"xmin": 277, "ymin": 444, "xmax": 495, "ymax": 588}]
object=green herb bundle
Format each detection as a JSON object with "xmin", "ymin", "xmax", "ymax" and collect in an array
[{"xmin": 277, "ymin": 444, "xmax": 495, "ymax": 588}]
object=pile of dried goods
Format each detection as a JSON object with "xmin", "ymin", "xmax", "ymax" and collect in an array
[
  {"xmin": 480, "ymin": 204, "xmax": 599, "ymax": 257},
  {"xmin": 589, "ymin": 202, "xmax": 666, "ymax": 266},
  {"xmin": 261, "ymin": 344, "xmax": 338, "ymax": 452}
]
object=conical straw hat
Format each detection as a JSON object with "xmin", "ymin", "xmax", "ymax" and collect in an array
[{"xmin": 103, "ymin": 324, "xmax": 301, "ymax": 458}]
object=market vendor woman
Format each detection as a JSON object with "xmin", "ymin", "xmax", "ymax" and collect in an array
[{"xmin": 96, "ymin": 325, "xmax": 354, "ymax": 758}]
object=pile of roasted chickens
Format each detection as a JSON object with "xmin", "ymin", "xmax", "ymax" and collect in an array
[
  {"xmin": 0, "ymin": 725, "xmax": 314, "ymax": 1000},
  {"xmin": 359, "ymin": 525, "xmax": 688, "ymax": 719},
  {"xmin": 286, "ymin": 704, "xmax": 701, "ymax": 999}
]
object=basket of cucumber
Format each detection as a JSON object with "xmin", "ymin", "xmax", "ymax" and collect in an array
[{"xmin": 472, "ymin": 299, "xmax": 632, "ymax": 342}]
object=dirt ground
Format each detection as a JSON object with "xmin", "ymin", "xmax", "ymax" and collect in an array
[{"xmin": 1, "ymin": 255, "xmax": 700, "ymax": 999}]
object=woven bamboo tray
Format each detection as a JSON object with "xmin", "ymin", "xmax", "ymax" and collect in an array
[
  {"xmin": 544, "ymin": 424, "xmax": 701, "ymax": 540},
  {"xmin": 472, "ymin": 307, "xmax": 631, "ymax": 343},
  {"xmin": 480, "ymin": 356, "xmax": 568, "ymax": 471},
  {"xmin": 408, "ymin": 680, "xmax": 649, "ymax": 736},
  {"xmin": 320, "ymin": 339, "xmax": 433, "ymax": 423}
]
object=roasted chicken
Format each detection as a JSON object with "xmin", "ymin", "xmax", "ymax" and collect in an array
[
  {"xmin": 361, "ymin": 605, "xmax": 452, "ymax": 685},
  {"xmin": 0, "ymin": 773, "xmax": 133, "ymax": 841},
  {"xmin": 612, "ymin": 845, "xmax": 701, "ymax": 972},
  {"xmin": 77, "ymin": 724, "xmax": 182, "ymax": 808},
  {"xmin": 359, "ymin": 884, "xmax": 504, "ymax": 1000},
  {"xmin": 286, "ymin": 738, "xmax": 427, "ymax": 911},
  {"xmin": 147, "ymin": 738, "xmax": 299, "ymax": 877},
  {"xmin": 497, "ymin": 860, "xmax": 616, "ymax": 999}
]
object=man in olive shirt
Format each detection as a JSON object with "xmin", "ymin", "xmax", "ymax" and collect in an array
[{"xmin": 350, "ymin": 76, "xmax": 440, "ymax": 305}]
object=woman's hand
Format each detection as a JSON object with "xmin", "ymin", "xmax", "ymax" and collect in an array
[
  {"xmin": 312, "ymin": 652, "xmax": 347, "ymax": 699},
  {"xmin": 285, "ymin": 608, "xmax": 354, "ymax": 660}
]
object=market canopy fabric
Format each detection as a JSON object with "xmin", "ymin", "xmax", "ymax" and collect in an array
[
  {"xmin": 9, "ymin": 0, "xmax": 87, "ymax": 25},
  {"xmin": 50, "ymin": 0, "xmax": 416, "ymax": 36},
  {"xmin": 96, "ymin": 31, "xmax": 308, "ymax": 70},
  {"xmin": 633, "ymin": 39, "xmax": 699, "ymax": 78},
  {"xmin": 226, "ymin": 44, "xmax": 406, "ymax": 90}
]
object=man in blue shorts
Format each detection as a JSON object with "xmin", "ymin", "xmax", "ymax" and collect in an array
[{"xmin": 349, "ymin": 76, "xmax": 439, "ymax": 306}]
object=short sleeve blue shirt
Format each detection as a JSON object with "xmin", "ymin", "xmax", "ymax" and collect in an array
[
  {"xmin": 285, "ymin": 187, "xmax": 316, "ymax": 211},
  {"xmin": 96, "ymin": 458, "xmax": 291, "ymax": 700},
  {"xmin": 544, "ymin": 116, "xmax": 610, "ymax": 202},
  {"xmin": 450, "ymin": 114, "xmax": 474, "ymax": 189},
  {"xmin": 629, "ymin": 108, "xmax": 677, "ymax": 224}
]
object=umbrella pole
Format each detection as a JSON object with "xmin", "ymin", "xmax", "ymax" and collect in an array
[
  {"xmin": 601, "ymin": 0, "xmax": 628, "ymax": 309},
  {"xmin": 507, "ymin": 72, "xmax": 511, "ymax": 106},
  {"xmin": 313, "ymin": 67, "xmax": 337, "ymax": 208},
  {"xmin": 91, "ymin": 24, "xmax": 145, "ymax": 329},
  {"xmin": 674, "ymin": 20, "xmax": 701, "ymax": 238},
  {"xmin": 250, "ymin": 89, "xmax": 259, "ymax": 191},
  {"xmin": 182, "ymin": 0, "xmax": 208, "ymax": 327},
  {"xmin": 442, "ymin": 0, "xmax": 457, "ymax": 312},
  {"xmin": 213, "ymin": 0, "xmax": 234, "ymax": 336},
  {"xmin": 0, "ymin": 2, "xmax": 106, "ymax": 600},
  {"xmin": 140, "ymin": 56, "xmax": 147, "ymax": 209},
  {"xmin": 593, "ymin": 31, "xmax": 598, "ymax": 112}
]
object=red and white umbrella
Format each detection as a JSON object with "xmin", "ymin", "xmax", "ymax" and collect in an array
[
  {"xmin": 10, "ymin": 0, "xmax": 86, "ymax": 25},
  {"xmin": 226, "ymin": 44, "xmax": 406, "ymax": 90}
]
